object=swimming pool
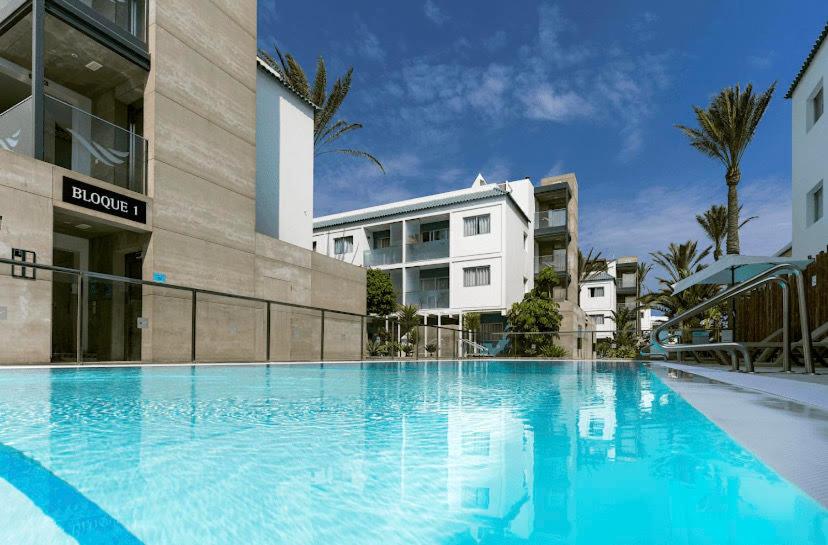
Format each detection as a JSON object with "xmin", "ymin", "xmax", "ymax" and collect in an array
[{"xmin": 0, "ymin": 361, "xmax": 825, "ymax": 544}]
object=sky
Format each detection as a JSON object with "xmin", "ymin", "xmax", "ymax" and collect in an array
[{"xmin": 258, "ymin": 1, "xmax": 828, "ymax": 270}]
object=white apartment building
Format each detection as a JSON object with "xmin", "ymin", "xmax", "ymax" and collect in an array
[
  {"xmin": 580, "ymin": 257, "xmax": 656, "ymax": 340},
  {"xmin": 787, "ymin": 21, "xmax": 827, "ymax": 258},
  {"xmin": 313, "ymin": 175, "xmax": 535, "ymax": 326}
]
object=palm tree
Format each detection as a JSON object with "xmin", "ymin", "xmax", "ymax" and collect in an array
[
  {"xmin": 577, "ymin": 248, "xmax": 608, "ymax": 305},
  {"xmin": 636, "ymin": 262, "xmax": 653, "ymax": 296},
  {"xmin": 610, "ymin": 305, "xmax": 638, "ymax": 348},
  {"xmin": 695, "ymin": 204, "xmax": 758, "ymax": 260},
  {"xmin": 643, "ymin": 241, "xmax": 719, "ymax": 319},
  {"xmin": 676, "ymin": 82, "xmax": 775, "ymax": 255},
  {"xmin": 260, "ymin": 48, "xmax": 385, "ymax": 172}
]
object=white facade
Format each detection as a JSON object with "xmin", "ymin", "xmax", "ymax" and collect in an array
[
  {"xmin": 255, "ymin": 58, "xmax": 315, "ymax": 249},
  {"xmin": 313, "ymin": 176, "xmax": 534, "ymax": 317},
  {"xmin": 579, "ymin": 259, "xmax": 653, "ymax": 340},
  {"xmin": 789, "ymin": 24, "xmax": 827, "ymax": 258}
]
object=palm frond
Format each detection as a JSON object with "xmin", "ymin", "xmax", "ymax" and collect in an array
[{"xmin": 317, "ymin": 148, "xmax": 386, "ymax": 173}]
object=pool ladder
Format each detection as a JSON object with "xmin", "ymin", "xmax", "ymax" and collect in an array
[{"xmin": 650, "ymin": 263, "xmax": 815, "ymax": 374}]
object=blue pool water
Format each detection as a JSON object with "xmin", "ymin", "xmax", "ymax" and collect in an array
[{"xmin": 0, "ymin": 361, "xmax": 825, "ymax": 545}]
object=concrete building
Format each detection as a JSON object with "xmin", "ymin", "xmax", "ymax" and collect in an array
[
  {"xmin": 580, "ymin": 256, "xmax": 655, "ymax": 340},
  {"xmin": 313, "ymin": 173, "xmax": 593, "ymax": 358},
  {"xmin": 0, "ymin": 0, "xmax": 366, "ymax": 364},
  {"xmin": 787, "ymin": 21, "xmax": 827, "ymax": 258}
]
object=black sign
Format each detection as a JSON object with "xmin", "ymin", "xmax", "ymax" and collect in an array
[{"xmin": 62, "ymin": 178, "xmax": 147, "ymax": 224}]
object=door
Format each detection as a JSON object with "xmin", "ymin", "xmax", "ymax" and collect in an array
[{"xmin": 123, "ymin": 251, "xmax": 143, "ymax": 360}]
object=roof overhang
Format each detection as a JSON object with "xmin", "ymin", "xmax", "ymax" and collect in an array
[{"xmin": 671, "ymin": 255, "xmax": 813, "ymax": 294}]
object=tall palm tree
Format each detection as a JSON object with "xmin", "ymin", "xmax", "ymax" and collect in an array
[
  {"xmin": 644, "ymin": 241, "xmax": 719, "ymax": 319},
  {"xmin": 577, "ymin": 248, "xmax": 608, "ymax": 305},
  {"xmin": 260, "ymin": 48, "xmax": 385, "ymax": 172},
  {"xmin": 676, "ymin": 82, "xmax": 775, "ymax": 255},
  {"xmin": 695, "ymin": 204, "xmax": 759, "ymax": 260}
]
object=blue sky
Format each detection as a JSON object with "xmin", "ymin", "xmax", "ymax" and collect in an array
[{"xmin": 258, "ymin": 1, "xmax": 828, "ymax": 264}]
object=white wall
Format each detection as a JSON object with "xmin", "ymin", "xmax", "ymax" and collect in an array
[
  {"xmin": 791, "ymin": 40, "xmax": 827, "ymax": 258},
  {"xmin": 580, "ymin": 279, "xmax": 616, "ymax": 339},
  {"xmin": 450, "ymin": 256, "xmax": 503, "ymax": 310},
  {"xmin": 255, "ymin": 68, "xmax": 315, "ymax": 249}
]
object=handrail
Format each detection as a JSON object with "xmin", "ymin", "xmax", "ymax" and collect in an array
[
  {"xmin": 651, "ymin": 263, "xmax": 814, "ymax": 373},
  {"xmin": 460, "ymin": 338, "xmax": 490, "ymax": 357}
]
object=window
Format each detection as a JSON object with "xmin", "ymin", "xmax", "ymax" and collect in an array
[
  {"xmin": 420, "ymin": 222, "xmax": 448, "ymax": 242},
  {"xmin": 463, "ymin": 266, "xmax": 490, "ymax": 287},
  {"xmin": 589, "ymin": 314, "xmax": 605, "ymax": 325},
  {"xmin": 334, "ymin": 236, "xmax": 353, "ymax": 254},
  {"xmin": 588, "ymin": 287, "xmax": 605, "ymax": 298},
  {"xmin": 809, "ymin": 181, "xmax": 824, "ymax": 226},
  {"xmin": 463, "ymin": 214, "xmax": 491, "ymax": 236},
  {"xmin": 373, "ymin": 230, "xmax": 391, "ymax": 249},
  {"xmin": 813, "ymin": 87, "xmax": 824, "ymax": 125},
  {"xmin": 312, "ymin": 241, "xmax": 317, "ymax": 251},
  {"xmin": 420, "ymin": 275, "xmax": 449, "ymax": 291}
]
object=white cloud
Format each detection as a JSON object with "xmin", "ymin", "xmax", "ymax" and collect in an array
[
  {"xmin": 537, "ymin": 3, "xmax": 590, "ymax": 67},
  {"xmin": 523, "ymin": 85, "xmax": 593, "ymax": 122},
  {"xmin": 747, "ymin": 53, "xmax": 774, "ymax": 70},
  {"xmin": 355, "ymin": 21, "xmax": 386, "ymax": 62},
  {"xmin": 579, "ymin": 175, "xmax": 791, "ymax": 273},
  {"xmin": 546, "ymin": 159, "xmax": 566, "ymax": 177},
  {"xmin": 424, "ymin": 0, "xmax": 449, "ymax": 25}
]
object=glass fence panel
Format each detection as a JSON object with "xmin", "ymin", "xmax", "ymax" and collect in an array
[
  {"xmin": 406, "ymin": 239, "xmax": 449, "ymax": 262},
  {"xmin": 268, "ymin": 304, "xmax": 322, "ymax": 361},
  {"xmin": 0, "ymin": 96, "xmax": 33, "ymax": 158},
  {"xmin": 535, "ymin": 209, "xmax": 566, "ymax": 229},
  {"xmin": 405, "ymin": 289, "xmax": 449, "ymax": 309},
  {"xmin": 195, "ymin": 293, "xmax": 267, "ymax": 363},
  {"xmin": 322, "ymin": 311, "xmax": 363, "ymax": 361},
  {"xmin": 44, "ymin": 95, "xmax": 147, "ymax": 194},
  {"xmin": 83, "ymin": 276, "xmax": 143, "ymax": 362},
  {"xmin": 50, "ymin": 271, "xmax": 80, "ymax": 363},
  {"xmin": 535, "ymin": 253, "xmax": 566, "ymax": 274},
  {"xmin": 140, "ymin": 284, "xmax": 193, "ymax": 363},
  {"xmin": 364, "ymin": 245, "xmax": 402, "ymax": 266}
]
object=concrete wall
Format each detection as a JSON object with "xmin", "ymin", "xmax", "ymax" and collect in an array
[{"xmin": 791, "ymin": 40, "xmax": 827, "ymax": 258}]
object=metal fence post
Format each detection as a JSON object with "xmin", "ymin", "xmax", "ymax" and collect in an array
[
  {"xmin": 191, "ymin": 290, "xmax": 197, "ymax": 362},
  {"xmin": 266, "ymin": 301, "xmax": 271, "ymax": 362},
  {"xmin": 76, "ymin": 272, "xmax": 83, "ymax": 364},
  {"xmin": 360, "ymin": 315, "xmax": 365, "ymax": 359},
  {"xmin": 320, "ymin": 309, "xmax": 326, "ymax": 361}
]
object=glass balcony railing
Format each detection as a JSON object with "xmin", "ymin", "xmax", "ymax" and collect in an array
[
  {"xmin": 0, "ymin": 96, "xmax": 33, "ymax": 157},
  {"xmin": 78, "ymin": 0, "xmax": 148, "ymax": 42},
  {"xmin": 406, "ymin": 239, "xmax": 449, "ymax": 262},
  {"xmin": 406, "ymin": 289, "xmax": 449, "ymax": 309},
  {"xmin": 618, "ymin": 276, "xmax": 637, "ymax": 289},
  {"xmin": 535, "ymin": 253, "xmax": 566, "ymax": 274},
  {"xmin": 535, "ymin": 209, "xmax": 566, "ymax": 230},
  {"xmin": 44, "ymin": 95, "xmax": 147, "ymax": 194},
  {"xmin": 364, "ymin": 246, "xmax": 402, "ymax": 266}
]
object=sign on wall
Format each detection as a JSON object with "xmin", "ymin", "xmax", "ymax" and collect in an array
[{"xmin": 62, "ymin": 177, "xmax": 147, "ymax": 224}]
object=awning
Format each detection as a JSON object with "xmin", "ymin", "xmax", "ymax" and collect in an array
[{"xmin": 671, "ymin": 255, "xmax": 813, "ymax": 294}]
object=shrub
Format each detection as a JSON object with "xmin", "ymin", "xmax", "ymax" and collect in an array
[
  {"xmin": 367, "ymin": 269, "xmax": 398, "ymax": 316},
  {"xmin": 424, "ymin": 341, "xmax": 438, "ymax": 356},
  {"xmin": 401, "ymin": 343, "xmax": 415, "ymax": 357},
  {"xmin": 540, "ymin": 344, "xmax": 568, "ymax": 358},
  {"xmin": 366, "ymin": 339, "xmax": 384, "ymax": 357}
]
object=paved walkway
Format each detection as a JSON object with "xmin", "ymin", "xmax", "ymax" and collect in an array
[{"xmin": 649, "ymin": 361, "xmax": 828, "ymax": 508}]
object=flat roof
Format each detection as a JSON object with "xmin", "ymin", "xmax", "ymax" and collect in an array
[
  {"xmin": 314, "ymin": 183, "xmax": 529, "ymax": 229},
  {"xmin": 785, "ymin": 20, "xmax": 828, "ymax": 99}
]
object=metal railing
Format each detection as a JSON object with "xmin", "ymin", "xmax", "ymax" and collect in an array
[
  {"xmin": 535, "ymin": 253, "xmax": 566, "ymax": 274},
  {"xmin": 650, "ymin": 263, "xmax": 814, "ymax": 373},
  {"xmin": 405, "ymin": 289, "xmax": 450, "ymax": 309},
  {"xmin": 0, "ymin": 257, "xmax": 366, "ymax": 364},
  {"xmin": 460, "ymin": 338, "xmax": 490, "ymax": 357}
]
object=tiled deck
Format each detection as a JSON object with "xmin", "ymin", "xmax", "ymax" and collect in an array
[{"xmin": 651, "ymin": 361, "xmax": 828, "ymax": 508}]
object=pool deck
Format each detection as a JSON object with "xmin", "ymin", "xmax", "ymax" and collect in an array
[{"xmin": 650, "ymin": 361, "xmax": 828, "ymax": 508}]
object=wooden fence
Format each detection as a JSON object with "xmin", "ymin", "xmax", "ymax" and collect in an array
[{"xmin": 735, "ymin": 252, "xmax": 828, "ymax": 342}]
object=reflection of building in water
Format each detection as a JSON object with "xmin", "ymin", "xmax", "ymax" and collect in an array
[
  {"xmin": 577, "ymin": 371, "xmax": 617, "ymax": 458},
  {"xmin": 447, "ymin": 408, "xmax": 535, "ymax": 539}
]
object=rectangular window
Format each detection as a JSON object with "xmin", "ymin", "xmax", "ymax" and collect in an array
[
  {"xmin": 814, "ymin": 87, "xmax": 824, "ymax": 124},
  {"xmin": 334, "ymin": 236, "xmax": 353, "ymax": 255},
  {"xmin": 373, "ymin": 230, "xmax": 391, "ymax": 249},
  {"xmin": 589, "ymin": 314, "xmax": 605, "ymax": 325},
  {"xmin": 809, "ymin": 181, "xmax": 824, "ymax": 226},
  {"xmin": 463, "ymin": 214, "xmax": 491, "ymax": 236},
  {"xmin": 463, "ymin": 266, "xmax": 491, "ymax": 287},
  {"xmin": 589, "ymin": 287, "xmax": 605, "ymax": 298}
]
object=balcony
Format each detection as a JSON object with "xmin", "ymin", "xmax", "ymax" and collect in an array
[
  {"xmin": 73, "ymin": 0, "xmax": 148, "ymax": 42},
  {"xmin": 0, "ymin": 95, "xmax": 147, "ymax": 193},
  {"xmin": 535, "ymin": 253, "xmax": 566, "ymax": 275},
  {"xmin": 617, "ymin": 275, "xmax": 637, "ymax": 294},
  {"xmin": 535, "ymin": 209, "xmax": 566, "ymax": 230},
  {"xmin": 406, "ymin": 289, "xmax": 449, "ymax": 309},
  {"xmin": 364, "ymin": 245, "xmax": 402, "ymax": 267},
  {"xmin": 406, "ymin": 239, "xmax": 449, "ymax": 262}
]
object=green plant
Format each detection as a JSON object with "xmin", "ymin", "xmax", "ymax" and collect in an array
[
  {"xmin": 607, "ymin": 345, "xmax": 638, "ymax": 359},
  {"xmin": 381, "ymin": 341, "xmax": 402, "ymax": 357},
  {"xmin": 397, "ymin": 304, "xmax": 420, "ymax": 343},
  {"xmin": 540, "ymin": 344, "xmax": 568, "ymax": 358},
  {"xmin": 366, "ymin": 339, "xmax": 384, "ymax": 357},
  {"xmin": 695, "ymin": 204, "xmax": 758, "ymax": 261},
  {"xmin": 642, "ymin": 241, "xmax": 720, "ymax": 319},
  {"xmin": 676, "ymin": 82, "xmax": 775, "ymax": 255},
  {"xmin": 425, "ymin": 341, "xmax": 438, "ymax": 356},
  {"xmin": 506, "ymin": 270, "xmax": 563, "ymax": 356},
  {"xmin": 366, "ymin": 269, "xmax": 398, "ymax": 316},
  {"xmin": 261, "ymin": 48, "xmax": 384, "ymax": 172},
  {"xmin": 578, "ymin": 248, "xmax": 608, "ymax": 304},
  {"xmin": 401, "ymin": 343, "xmax": 415, "ymax": 357},
  {"xmin": 464, "ymin": 312, "xmax": 481, "ymax": 334}
]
